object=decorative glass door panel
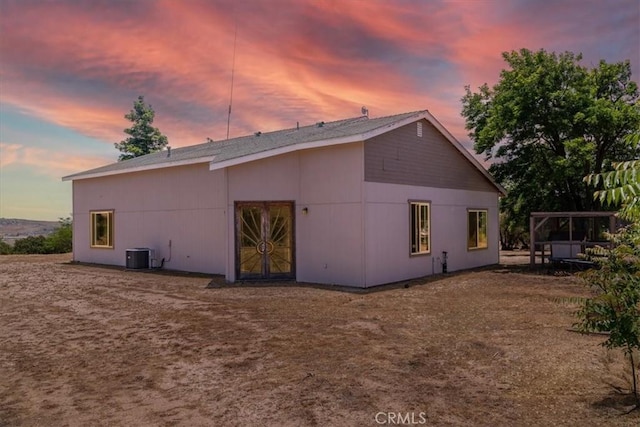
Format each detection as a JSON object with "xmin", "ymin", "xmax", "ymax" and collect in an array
[
  {"xmin": 236, "ymin": 202, "xmax": 294, "ymax": 280},
  {"xmin": 238, "ymin": 206, "xmax": 263, "ymax": 275}
]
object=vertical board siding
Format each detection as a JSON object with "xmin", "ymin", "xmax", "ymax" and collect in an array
[{"xmin": 364, "ymin": 120, "xmax": 497, "ymax": 192}]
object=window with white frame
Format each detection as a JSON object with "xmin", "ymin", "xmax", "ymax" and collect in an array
[
  {"xmin": 90, "ymin": 210, "xmax": 114, "ymax": 248},
  {"xmin": 468, "ymin": 209, "xmax": 488, "ymax": 250},
  {"xmin": 410, "ymin": 202, "xmax": 430, "ymax": 255}
]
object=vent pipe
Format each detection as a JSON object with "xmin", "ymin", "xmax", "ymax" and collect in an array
[{"xmin": 167, "ymin": 146, "xmax": 171, "ymax": 157}]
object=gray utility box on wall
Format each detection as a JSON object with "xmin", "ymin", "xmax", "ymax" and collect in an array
[{"xmin": 126, "ymin": 248, "xmax": 153, "ymax": 269}]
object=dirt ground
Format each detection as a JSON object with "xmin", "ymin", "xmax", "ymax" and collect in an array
[{"xmin": 1, "ymin": 252, "xmax": 639, "ymax": 426}]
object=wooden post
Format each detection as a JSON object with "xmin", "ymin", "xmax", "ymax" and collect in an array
[
  {"xmin": 609, "ymin": 214, "xmax": 616, "ymax": 248},
  {"xmin": 530, "ymin": 215, "xmax": 535, "ymax": 267},
  {"xmin": 569, "ymin": 215, "xmax": 573, "ymax": 257}
]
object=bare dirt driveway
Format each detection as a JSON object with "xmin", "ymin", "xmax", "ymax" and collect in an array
[{"xmin": 1, "ymin": 253, "xmax": 638, "ymax": 426}]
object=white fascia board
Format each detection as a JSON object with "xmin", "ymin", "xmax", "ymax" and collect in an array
[
  {"xmin": 208, "ymin": 135, "xmax": 364, "ymax": 171},
  {"xmin": 208, "ymin": 114, "xmax": 425, "ymax": 172},
  {"xmin": 62, "ymin": 156, "xmax": 216, "ymax": 181}
]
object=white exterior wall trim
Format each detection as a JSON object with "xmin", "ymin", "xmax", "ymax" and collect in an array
[
  {"xmin": 209, "ymin": 135, "xmax": 363, "ymax": 171},
  {"xmin": 62, "ymin": 157, "xmax": 216, "ymax": 181},
  {"xmin": 208, "ymin": 114, "xmax": 427, "ymax": 171}
]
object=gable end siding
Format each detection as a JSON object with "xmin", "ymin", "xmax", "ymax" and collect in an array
[{"xmin": 364, "ymin": 120, "xmax": 496, "ymax": 192}]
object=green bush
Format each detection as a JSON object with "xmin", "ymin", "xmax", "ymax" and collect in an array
[
  {"xmin": 576, "ymin": 223, "xmax": 640, "ymax": 407},
  {"xmin": 46, "ymin": 218, "xmax": 72, "ymax": 253},
  {"xmin": 12, "ymin": 235, "xmax": 49, "ymax": 254},
  {"xmin": 0, "ymin": 240, "xmax": 12, "ymax": 255},
  {"xmin": 6, "ymin": 218, "xmax": 73, "ymax": 255}
]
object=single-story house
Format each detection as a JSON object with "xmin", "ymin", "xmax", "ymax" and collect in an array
[{"xmin": 63, "ymin": 110, "xmax": 505, "ymax": 287}]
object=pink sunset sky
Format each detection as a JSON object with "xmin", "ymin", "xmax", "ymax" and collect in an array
[{"xmin": 0, "ymin": 0, "xmax": 638, "ymax": 220}]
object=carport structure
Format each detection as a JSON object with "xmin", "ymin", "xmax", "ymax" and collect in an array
[{"xmin": 529, "ymin": 211, "xmax": 619, "ymax": 267}]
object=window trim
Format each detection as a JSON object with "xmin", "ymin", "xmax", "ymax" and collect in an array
[
  {"xmin": 467, "ymin": 208, "xmax": 488, "ymax": 250},
  {"xmin": 90, "ymin": 210, "xmax": 114, "ymax": 249},
  {"xmin": 409, "ymin": 200, "xmax": 431, "ymax": 256}
]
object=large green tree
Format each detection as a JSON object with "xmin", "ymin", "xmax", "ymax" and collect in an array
[
  {"xmin": 114, "ymin": 96, "xmax": 169, "ymax": 161},
  {"xmin": 462, "ymin": 49, "xmax": 640, "ymax": 232}
]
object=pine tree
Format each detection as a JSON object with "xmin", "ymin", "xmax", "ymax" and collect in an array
[{"xmin": 114, "ymin": 96, "xmax": 169, "ymax": 161}]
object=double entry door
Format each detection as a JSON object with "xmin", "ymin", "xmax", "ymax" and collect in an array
[{"xmin": 235, "ymin": 202, "xmax": 295, "ymax": 280}]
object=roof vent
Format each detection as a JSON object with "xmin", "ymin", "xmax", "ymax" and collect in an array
[
  {"xmin": 316, "ymin": 121, "xmax": 325, "ymax": 128},
  {"xmin": 255, "ymin": 131, "xmax": 262, "ymax": 136},
  {"xmin": 167, "ymin": 146, "xmax": 171, "ymax": 157}
]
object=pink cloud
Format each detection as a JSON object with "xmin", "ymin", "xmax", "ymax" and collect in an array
[
  {"xmin": 0, "ymin": 143, "xmax": 22, "ymax": 168},
  {"xmin": 0, "ymin": 0, "xmax": 636, "ymax": 153},
  {"xmin": 0, "ymin": 142, "xmax": 106, "ymax": 178},
  {"xmin": 0, "ymin": 0, "xmax": 469, "ymax": 147},
  {"xmin": 447, "ymin": 1, "xmax": 639, "ymax": 91}
]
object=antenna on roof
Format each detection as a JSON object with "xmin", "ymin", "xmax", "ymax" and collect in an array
[
  {"xmin": 361, "ymin": 106, "xmax": 369, "ymax": 117},
  {"xmin": 226, "ymin": 21, "xmax": 238, "ymax": 140}
]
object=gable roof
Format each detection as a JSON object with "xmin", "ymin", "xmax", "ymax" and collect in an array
[{"xmin": 62, "ymin": 110, "xmax": 505, "ymax": 194}]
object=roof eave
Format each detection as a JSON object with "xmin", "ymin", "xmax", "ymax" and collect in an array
[
  {"xmin": 208, "ymin": 135, "xmax": 363, "ymax": 171},
  {"xmin": 62, "ymin": 156, "xmax": 216, "ymax": 181}
]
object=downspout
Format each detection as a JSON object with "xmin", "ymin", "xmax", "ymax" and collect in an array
[
  {"xmin": 361, "ymin": 141, "xmax": 367, "ymax": 288},
  {"xmin": 224, "ymin": 167, "xmax": 231, "ymax": 282}
]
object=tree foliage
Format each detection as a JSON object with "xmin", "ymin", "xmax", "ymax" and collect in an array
[
  {"xmin": 0, "ymin": 240, "xmax": 11, "ymax": 255},
  {"xmin": 114, "ymin": 96, "xmax": 169, "ymax": 161},
  {"xmin": 499, "ymin": 209, "xmax": 529, "ymax": 250},
  {"xmin": 46, "ymin": 217, "xmax": 73, "ymax": 253},
  {"xmin": 585, "ymin": 133, "xmax": 640, "ymax": 221},
  {"xmin": 577, "ymin": 139, "xmax": 640, "ymax": 409},
  {"xmin": 576, "ymin": 223, "xmax": 640, "ymax": 408},
  {"xmin": 12, "ymin": 235, "xmax": 49, "ymax": 254},
  {"xmin": 4, "ymin": 218, "xmax": 73, "ymax": 255},
  {"xmin": 462, "ymin": 49, "xmax": 640, "ymax": 230}
]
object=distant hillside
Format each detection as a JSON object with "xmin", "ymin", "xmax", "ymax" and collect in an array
[{"xmin": 0, "ymin": 218, "xmax": 60, "ymax": 245}]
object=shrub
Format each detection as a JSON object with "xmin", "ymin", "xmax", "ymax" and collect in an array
[
  {"xmin": 46, "ymin": 218, "xmax": 72, "ymax": 253},
  {"xmin": 12, "ymin": 235, "xmax": 49, "ymax": 254},
  {"xmin": 576, "ymin": 224, "xmax": 640, "ymax": 408},
  {"xmin": 8, "ymin": 218, "xmax": 73, "ymax": 255},
  {"xmin": 0, "ymin": 240, "xmax": 12, "ymax": 255}
]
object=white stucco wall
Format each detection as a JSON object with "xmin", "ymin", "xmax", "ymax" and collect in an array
[
  {"xmin": 363, "ymin": 182, "xmax": 500, "ymax": 286},
  {"xmin": 72, "ymin": 163, "xmax": 227, "ymax": 274},
  {"xmin": 297, "ymin": 143, "xmax": 365, "ymax": 286},
  {"xmin": 224, "ymin": 143, "xmax": 365, "ymax": 285},
  {"xmin": 71, "ymin": 142, "xmax": 500, "ymax": 288}
]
